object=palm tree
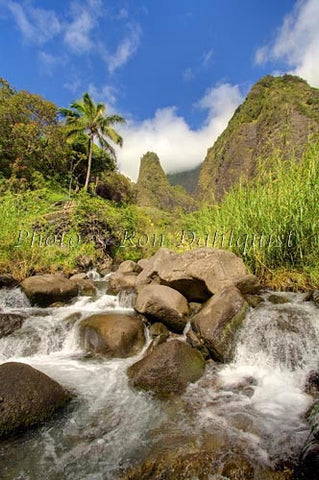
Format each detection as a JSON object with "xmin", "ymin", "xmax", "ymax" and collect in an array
[{"xmin": 60, "ymin": 92, "xmax": 125, "ymax": 190}]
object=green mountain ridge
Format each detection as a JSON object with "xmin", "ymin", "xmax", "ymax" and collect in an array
[
  {"xmin": 136, "ymin": 152, "xmax": 196, "ymax": 212},
  {"xmin": 167, "ymin": 164, "xmax": 201, "ymax": 195},
  {"xmin": 197, "ymin": 74, "xmax": 319, "ymax": 202}
]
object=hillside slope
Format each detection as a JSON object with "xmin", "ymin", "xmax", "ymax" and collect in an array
[
  {"xmin": 136, "ymin": 152, "xmax": 196, "ymax": 211},
  {"xmin": 197, "ymin": 74, "xmax": 319, "ymax": 202},
  {"xmin": 167, "ymin": 164, "xmax": 201, "ymax": 195}
]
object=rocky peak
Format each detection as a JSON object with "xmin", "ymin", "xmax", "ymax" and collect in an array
[
  {"xmin": 136, "ymin": 151, "xmax": 197, "ymax": 211},
  {"xmin": 197, "ymin": 74, "xmax": 319, "ymax": 203}
]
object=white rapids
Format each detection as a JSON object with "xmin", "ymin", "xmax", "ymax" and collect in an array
[{"xmin": 0, "ymin": 284, "xmax": 318, "ymax": 479}]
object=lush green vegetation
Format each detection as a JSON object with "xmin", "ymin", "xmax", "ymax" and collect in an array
[
  {"xmin": 181, "ymin": 141, "xmax": 319, "ymax": 289},
  {"xmin": 1, "ymin": 75, "xmax": 319, "ymax": 290},
  {"xmin": 0, "ymin": 186, "xmax": 163, "ymax": 279},
  {"xmin": 60, "ymin": 92, "xmax": 125, "ymax": 190},
  {"xmin": 0, "ymin": 78, "xmax": 120, "ymax": 193}
]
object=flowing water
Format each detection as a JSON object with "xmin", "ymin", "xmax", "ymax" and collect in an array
[{"xmin": 0, "ymin": 282, "xmax": 318, "ymax": 479}]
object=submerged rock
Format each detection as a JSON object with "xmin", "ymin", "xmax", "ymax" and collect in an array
[
  {"xmin": 149, "ymin": 322, "xmax": 169, "ymax": 345},
  {"xmin": 120, "ymin": 428, "xmax": 291, "ymax": 480},
  {"xmin": 79, "ymin": 313, "xmax": 145, "ymax": 358},
  {"xmin": 245, "ymin": 294, "xmax": 265, "ymax": 308},
  {"xmin": 269, "ymin": 294, "xmax": 289, "ymax": 304},
  {"xmin": 127, "ymin": 339, "xmax": 205, "ymax": 395},
  {"xmin": 0, "ymin": 362, "xmax": 72, "ymax": 437},
  {"xmin": 20, "ymin": 274, "xmax": 79, "ymax": 307},
  {"xmin": 0, "ymin": 313, "xmax": 25, "ymax": 338},
  {"xmin": 192, "ymin": 286, "xmax": 248, "ymax": 362},
  {"xmin": 135, "ymin": 284, "xmax": 189, "ymax": 333}
]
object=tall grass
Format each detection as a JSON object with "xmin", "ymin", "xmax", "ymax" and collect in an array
[{"xmin": 181, "ymin": 141, "xmax": 319, "ymax": 288}]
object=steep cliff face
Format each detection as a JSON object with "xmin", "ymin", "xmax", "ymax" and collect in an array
[
  {"xmin": 167, "ymin": 164, "xmax": 201, "ymax": 195},
  {"xmin": 136, "ymin": 152, "xmax": 196, "ymax": 211},
  {"xmin": 197, "ymin": 75, "xmax": 319, "ymax": 202}
]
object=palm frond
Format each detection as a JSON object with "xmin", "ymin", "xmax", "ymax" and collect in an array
[
  {"xmin": 103, "ymin": 127, "xmax": 123, "ymax": 146},
  {"xmin": 106, "ymin": 114, "xmax": 126, "ymax": 125}
]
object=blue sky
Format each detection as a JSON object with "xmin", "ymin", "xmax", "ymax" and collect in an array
[{"xmin": 0, "ymin": 0, "xmax": 318, "ymax": 179}]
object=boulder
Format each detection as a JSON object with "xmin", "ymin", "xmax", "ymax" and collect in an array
[
  {"xmin": 108, "ymin": 260, "xmax": 142, "ymax": 295},
  {"xmin": 186, "ymin": 328, "xmax": 210, "ymax": 359},
  {"xmin": 0, "ymin": 274, "xmax": 18, "ymax": 289},
  {"xmin": 20, "ymin": 274, "xmax": 79, "ymax": 307},
  {"xmin": 79, "ymin": 313, "xmax": 145, "ymax": 358},
  {"xmin": 127, "ymin": 339, "xmax": 205, "ymax": 395},
  {"xmin": 135, "ymin": 247, "xmax": 259, "ymax": 301},
  {"xmin": 69, "ymin": 275, "xmax": 96, "ymax": 296},
  {"xmin": 0, "ymin": 313, "xmax": 25, "ymax": 338},
  {"xmin": 192, "ymin": 286, "xmax": 248, "ymax": 362},
  {"xmin": 135, "ymin": 284, "xmax": 189, "ymax": 333},
  {"xmin": 0, "ymin": 362, "xmax": 72, "ymax": 437}
]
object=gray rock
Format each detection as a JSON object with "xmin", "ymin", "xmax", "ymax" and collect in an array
[
  {"xmin": 135, "ymin": 284, "xmax": 189, "ymax": 333},
  {"xmin": 0, "ymin": 362, "xmax": 72, "ymax": 437},
  {"xmin": 192, "ymin": 286, "xmax": 248, "ymax": 362},
  {"xmin": 20, "ymin": 274, "xmax": 79, "ymax": 307},
  {"xmin": 135, "ymin": 247, "xmax": 258, "ymax": 301}
]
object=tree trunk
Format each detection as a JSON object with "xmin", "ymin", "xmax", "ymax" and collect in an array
[{"xmin": 84, "ymin": 133, "xmax": 94, "ymax": 190}]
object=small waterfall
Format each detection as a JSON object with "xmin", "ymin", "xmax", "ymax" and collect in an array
[
  {"xmin": 0, "ymin": 288, "xmax": 318, "ymax": 478},
  {"xmin": 117, "ymin": 289, "xmax": 137, "ymax": 309},
  {"xmin": 185, "ymin": 295, "xmax": 319, "ymax": 468},
  {"xmin": 235, "ymin": 300, "xmax": 319, "ymax": 371},
  {"xmin": 0, "ymin": 287, "xmax": 30, "ymax": 310}
]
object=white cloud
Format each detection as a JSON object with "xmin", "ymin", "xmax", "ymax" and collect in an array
[
  {"xmin": 255, "ymin": 0, "xmax": 319, "ymax": 87},
  {"xmin": 116, "ymin": 83, "xmax": 243, "ymax": 181},
  {"xmin": 64, "ymin": 3, "xmax": 96, "ymax": 53},
  {"xmin": 87, "ymin": 83, "xmax": 118, "ymax": 114},
  {"xmin": 7, "ymin": 1, "xmax": 61, "ymax": 45},
  {"xmin": 107, "ymin": 23, "xmax": 142, "ymax": 73},
  {"xmin": 202, "ymin": 48, "xmax": 214, "ymax": 67}
]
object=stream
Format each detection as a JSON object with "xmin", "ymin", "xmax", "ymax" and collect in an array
[{"xmin": 0, "ymin": 277, "xmax": 318, "ymax": 479}]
